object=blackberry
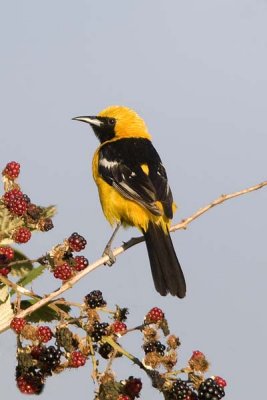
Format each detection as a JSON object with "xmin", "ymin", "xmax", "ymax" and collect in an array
[
  {"xmin": 169, "ymin": 379, "xmax": 195, "ymax": 400},
  {"xmin": 0, "ymin": 266, "xmax": 11, "ymax": 276},
  {"xmin": 198, "ymin": 378, "xmax": 225, "ymax": 400},
  {"xmin": 98, "ymin": 342, "xmax": 113, "ymax": 359},
  {"xmin": 0, "ymin": 246, "xmax": 14, "ymax": 261},
  {"xmin": 39, "ymin": 346, "xmax": 62, "ymax": 373},
  {"xmin": 91, "ymin": 321, "xmax": 109, "ymax": 342},
  {"xmin": 10, "ymin": 317, "xmax": 27, "ymax": 334},
  {"xmin": 84, "ymin": 290, "xmax": 106, "ymax": 309},
  {"xmin": 145, "ymin": 307, "xmax": 164, "ymax": 323},
  {"xmin": 143, "ymin": 341, "xmax": 166, "ymax": 356},
  {"xmin": 13, "ymin": 227, "xmax": 31, "ymax": 243},
  {"xmin": 16, "ymin": 367, "xmax": 45, "ymax": 395},
  {"xmin": 26, "ymin": 203, "xmax": 42, "ymax": 220},
  {"xmin": 8, "ymin": 196, "xmax": 28, "ymax": 216},
  {"xmin": 2, "ymin": 161, "xmax": 20, "ymax": 180},
  {"xmin": 112, "ymin": 321, "xmax": 127, "ymax": 334},
  {"xmin": 68, "ymin": 232, "xmax": 87, "ymax": 252},
  {"xmin": 73, "ymin": 255, "xmax": 89, "ymax": 271},
  {"xmin": 3, "ymin": 188, "xmax": 23, "ymax": 204},
  {"xmin": 53, "ymin": 263, "xmax": 73, "ymax": 280},
  {"xmin": 37, "ymin": 326, "xmax": 53, "ymax": 343},
  {"xmin": 68, "ymin": 351, "xmax": 86, "ymax": 368},
  {"xmin": 124, "ymin": 377, "xmax": 142, "ymax": 399},
  {"xmin": 38, "ymin": 218, "xmax": 54, "ymax": 232}
]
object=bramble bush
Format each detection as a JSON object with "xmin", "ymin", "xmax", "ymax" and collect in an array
[{"xmin": 0, "ymin": 161, "xmax": 227, "ymax": 399}]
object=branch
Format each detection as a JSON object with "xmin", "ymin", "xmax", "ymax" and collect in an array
[{"xmin": 0, "ymin": 179, "xmax": 266, "ymax": 333}]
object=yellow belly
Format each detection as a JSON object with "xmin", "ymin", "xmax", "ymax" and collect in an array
[{"xmin": 92, "ymin": 150, "xmax": 171, "ymax": 233}]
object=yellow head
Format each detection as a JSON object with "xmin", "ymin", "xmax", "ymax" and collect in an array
[{"xmin": 73, "ymin": 105, "xmax": 151, "ymax": 143}]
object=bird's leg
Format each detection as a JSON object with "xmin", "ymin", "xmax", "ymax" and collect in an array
[{"xmin": 102, "ymin": 223, "xmax": 121, "ymax": 266}]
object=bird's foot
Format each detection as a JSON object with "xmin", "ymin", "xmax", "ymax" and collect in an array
[{"xmin": 102, "ymin": 245, "xmax": 116, "ymax": 266}]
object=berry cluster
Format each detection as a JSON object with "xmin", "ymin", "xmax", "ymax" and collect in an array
[
  {"xmin": 11, "ymin": 317, "xmax": 88, "ymax": 394},
  {"xmin": 0, "ymin": 161, "xmax": 54, "ymax": 246},
  {"xmin": 9, "ymin": 292, "xmax": 226, "ymax": 398},
  {"xmin": 50, "ymin": 232, "xmax": 88, "ymax": 281}
]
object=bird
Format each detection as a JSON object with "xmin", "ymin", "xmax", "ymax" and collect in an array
[{"xmin": 72, "ymin": 106, "xmax": 186, "ymax": 298}]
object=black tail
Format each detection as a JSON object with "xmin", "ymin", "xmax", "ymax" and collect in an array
[{"xmin": 142, "ymin": 222, "xmax": 186, "ymax": 298}]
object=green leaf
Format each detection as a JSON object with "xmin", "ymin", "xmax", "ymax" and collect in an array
[
  {"xmin": 0, "ymin": 285, "xmax": 14, "ymax": 330},
  {"xmin": 10, "ymin": 249, "xmax": 34, "ymax": 278},
  {"xmin": 42, "ymin": 205, "xmax": 57, "ymax": 219},
  {"xmin": 20, "ymin": 300, "xmax": 71, "ymax": 323},
  {"xmin": 10, "ymin": 265, "xmax": 46, "ymax": 296}
]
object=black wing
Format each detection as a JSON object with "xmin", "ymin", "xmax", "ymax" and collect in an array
[{"xmin": 98, "ymin": 138, "xmax": 174, "ymax": 218}]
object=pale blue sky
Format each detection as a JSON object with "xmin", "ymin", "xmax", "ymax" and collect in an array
[{"xmin": 1, "ymin": 1, "xmax": 267, "ymax": 398}]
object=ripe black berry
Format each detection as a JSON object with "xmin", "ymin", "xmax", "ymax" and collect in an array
[
  {"xmin": 143, "ymin": 341, "xmax": 166, "ymax": 356},
  {"xmin": 198, "ymin": 378, "xmax": 225, "ymax": 400},
  {"xmin": 84, "ymin": 290, "xmax": 106, "ymax": 309},
  {"xmin": 98, "ymin": 343, "xmax": 113, "ymax": 359},
  {"xmin": 169, "ymin": 379, "xmax": 196, "ymax": 400},
  {"xmin": 91, "ymin": 321, "xmax": 109, "ymax": 342},
  {"xmin": 39, "ymin": 346, "xmax": 62, "ymax": 373}
]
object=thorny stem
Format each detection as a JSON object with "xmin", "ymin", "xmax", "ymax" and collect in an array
[
  {"xmin": 102, "ymin": 336, "xmax": 148, "ymax": 372},
  {"xmin": 0, "ymin": 179, "xmax": 267, "ymax": 333}
]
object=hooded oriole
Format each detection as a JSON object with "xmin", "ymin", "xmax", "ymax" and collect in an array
[{"xmin": 73, "ymin": 106, "xmax": 186, "ymax": 298}]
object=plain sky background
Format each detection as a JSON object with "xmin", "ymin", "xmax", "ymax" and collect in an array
[{"xmin": 1, "ymin": 1, "xmax": 267, "ymax": 398}]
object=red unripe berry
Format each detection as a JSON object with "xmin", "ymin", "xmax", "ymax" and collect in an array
[
  {"xmin": 112, "ymin": 321, "xmax": 127, "ymax": 334},
  {"xmin": 214, "ymin": 376, "xmax": 227, "ymax": 387},
  {"xmin": 37, "ymin": 326, "xmax": 53, "ymax": 343},
  {"xmin": 145, "ymin": 307, "xmax": 164, "ymax": 323},
  {"xmin": 124, "ymin": 377, "xmax": 142, "ymax": 398},
  {"xmin": 0, "ymin": 266, "xmax": 11, "ymax": 276},
  {"xmin": 191, "ymin": 350, "xmax": 204, "ymax": 359},
  {"xmin": 73, "ymin": 255, "xmax": 89, "ymax": 271},
  {"xmin": 68, "ymin": 351, "xmax": 87, "ymax": 368},
  {"xmin": 68, "ymin": 232, "xmax": 87, "ymax": 252},
  {"xmin": 16, "ymin": 375, "xmax": 44, "ymax": 395},
  {"xmin": 118, "ymin": 396, "xmax": 131, "ymax": 400},
  {"xmin": 10, "ymin": 317, "xmax": 27, "ymax": 333},
  {"xmin": 8, "ymin": 196, "xmax": 28, "ymax": 216},
  {"xmin": 13, "ymin": 227, "xmax": 31, "ymax": 243},
  {"xmin": 2, "ymin": 161, "xmax": 20, "ymax": 180},
  {"xmin": 30, "ymin": 345, "xmax": 43, "ymax": 360},
  {"xmin": 54, "ymin": 263, "xmax": 73, "ymax": 280},
  {"xmin": 0, "ymin": 246, "xmax": 14, "ymax": 261},
  {"xmin": 3, "ymin": 189, "xmax": 23, "ymax": 205}
]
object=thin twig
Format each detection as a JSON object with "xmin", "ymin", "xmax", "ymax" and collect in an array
[{"xmin": 0, "ymin": 179, "xmax": 266, "ymax": 333}]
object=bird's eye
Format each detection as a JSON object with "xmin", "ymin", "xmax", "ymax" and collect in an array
[{"xmin": 108, "ymin": 118, "xmax": 116, "ymax": 126}]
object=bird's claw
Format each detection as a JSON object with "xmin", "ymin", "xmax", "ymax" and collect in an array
[{"xmin": 103, "ymin": 246, "xmax": 116, "ymax": 266}]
